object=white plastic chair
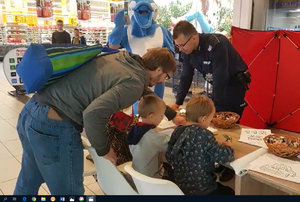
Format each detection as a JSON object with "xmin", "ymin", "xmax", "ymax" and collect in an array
[
  {"xmin": 85, "ymin": 146, "xmax": 138, "ymax": 195},
  {"xmin": 124, "ymin": 164, "xmax": 184, "ymax": 195}
]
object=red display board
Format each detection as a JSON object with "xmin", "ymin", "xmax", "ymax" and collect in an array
[{"xmin": 231, "ymin": 26, "xmax": 300, "ymax": 132}]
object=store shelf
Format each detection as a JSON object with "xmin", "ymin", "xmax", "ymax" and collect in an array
[
  {"xmin": 0, "ymin": 25, "xmax": 5, "ymax": 44},
  {"xmin": 7, "ymin": 34, "xmax": 28, "ymax": 36},
  {"xmin": 81, "ymin": 28, "xmax": 108, "ymax": 45},
  {"xmin": 5, "ymin": 24, "xmax": 29, "ymax": 44},
  {"xmin": 0, "ymin": 0, "xmax": 114, "ymax": 46},
  {"xmin": 6, "ymin": 23, "xmax": 28, "ymax": 28},
  {"xmin": 7, "ymin": 30, "xmax": 27, "ymax": 32}
]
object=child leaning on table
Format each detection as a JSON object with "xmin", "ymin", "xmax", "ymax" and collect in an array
[
  {"xmin": 166, "ymin": 95, "xmax": 235, "ymax": 195},
  {"xmin": 127, "ymin": 95, "xmax": 172, "ymax": 179}
]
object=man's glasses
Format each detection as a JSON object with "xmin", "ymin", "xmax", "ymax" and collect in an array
[
  {"xmin": 175, "ymin": 35, "xmax": 193, "ymax": 49},
  {"xmin": 165, "ymin": 73, "xmax": 171, "ymax": 80}
]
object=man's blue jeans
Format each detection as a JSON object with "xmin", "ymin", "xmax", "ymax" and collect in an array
[{"xmin": 14, "ymin": 98, "xmax": 84, "ymax": 195}]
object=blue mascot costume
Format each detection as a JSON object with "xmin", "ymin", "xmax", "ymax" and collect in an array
[{"xmin": 108, "ymin": 0, "xmax": 174, "ymax": 114}]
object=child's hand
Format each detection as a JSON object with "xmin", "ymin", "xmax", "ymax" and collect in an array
[
  {"xmin": 172, "ymin": 114, "xmax": 186, "ymax": 126},
  {"xmin": 169, "ymin": 104, "xmax": 180, "ymax": 111}
]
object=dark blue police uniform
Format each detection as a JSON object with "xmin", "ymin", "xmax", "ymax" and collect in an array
[{"xmin": 176, "ymin": 33, "xmax": 250, "ymax": 117}]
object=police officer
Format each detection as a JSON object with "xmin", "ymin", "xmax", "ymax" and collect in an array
[{"xmin": 170, "ymin": 21, "xmax": 250, "ymax": 118}]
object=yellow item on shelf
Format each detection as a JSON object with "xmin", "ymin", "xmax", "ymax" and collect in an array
[{"xmin": 69, "ymin": 18, "xmax": 77, "ymax": 26}]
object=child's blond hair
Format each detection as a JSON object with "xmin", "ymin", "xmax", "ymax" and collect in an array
[
  {"xmin": 186, "ymin": 95, "xmax": 215, "ymax": 122},
  {"xmin": 138, "ymin": 95, "xmax": 166, "ymax": 118}
]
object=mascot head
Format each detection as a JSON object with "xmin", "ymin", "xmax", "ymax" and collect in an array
[{"xmin": 128, "ymin": 0, "xmax": 158, "ymax": 29}]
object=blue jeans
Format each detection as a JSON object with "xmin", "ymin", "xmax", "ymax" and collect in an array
[
  {"xmin": 14, "ymin": 98, "xmax": 84, "ymax": 195},
  {"xmin": 133, "ymin": 82, "xmax": 165, "ymax": 115}
]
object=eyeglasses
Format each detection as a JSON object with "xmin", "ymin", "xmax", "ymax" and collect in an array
[
  {"xmin": 175, "ymin": 35, "xmax": 193, "ymax": 49},
  {"xmin": 165, "ymin": 72, "xmax": 171, "ymax": 80}
]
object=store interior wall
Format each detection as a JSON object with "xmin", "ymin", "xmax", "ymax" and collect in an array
[
  {"xmin": 267, "ymin": 9, "xmax": 289, "ymax": 29},
  {"xmin": 234, "ymin": 0, "xmax": 300, "ymax": 31},
  {"xmin": 232, "ymin": 0, "xmax": 253, "ymax": 29},
  {"xmin": 251, "ymin": 0, "xmax": 269, "ymax": 30},
  {"xmin": 267, "ymin": 8, "xmax": 300, "ymax": 30},
  {"xmin": 287, "ymin": 12, "xmax": 300, "ymax": 28}
]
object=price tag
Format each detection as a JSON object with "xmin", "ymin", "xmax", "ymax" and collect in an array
[
  {"xmin": 27, "ymin": 16, "xmax": 33, "ymax": 26},
  {"xmin": 20, "ymin": 15, "xmax": 26, "ymax": 24},
  {"xmin": 44, "ymin": 20, "xmax": 52, "ymax": 25},
  {"xmin": 69, "ymin": 18, "xmax": 77, "ymax": 26},
  {"xmin": 13, "ymin": 15, "xmax": 20, "ymax": 23},
  {"xmin": 2, "ymin": 14, "xmax": 7, "ymax": 23}
]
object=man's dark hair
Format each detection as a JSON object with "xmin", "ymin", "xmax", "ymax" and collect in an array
[
  {"xmin": 74, "ymin": 28, "xmax": 79, "ymax": 31},
  {"xmin": 57, "ymin": 19, "xmax": 63, "ymax": 24},
  {"xmin": 142, "ymin": 48, "xmax": 176, "ymax": 73},
  {"xmin": 173, "ymin": 21, "xmax": 197, "ymax": 39}
]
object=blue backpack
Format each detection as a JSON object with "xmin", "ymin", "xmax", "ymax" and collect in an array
[{"xmin": 17, "ymin": 44, "xmax": 118, "ymax": 94}]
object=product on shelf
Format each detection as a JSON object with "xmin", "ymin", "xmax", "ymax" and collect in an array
[
  {"xmin": 110, "ymin": 2, "xmax": 123, "ymax": 22},
  {"xmin": 36, "ymin": 0, "xmax": 53, "ymax": 18},
  {"xmin": 5, "ymin": 23, "xmax": 28, "ymax": 44},
  {"xmin": 77, "ymin": 1, "xmax": 91, "ymax": 21}
]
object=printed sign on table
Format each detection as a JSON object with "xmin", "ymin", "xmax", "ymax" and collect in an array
[{"xmin": 239, "ymin": 128, "xmax": 271, "ymax": 148}]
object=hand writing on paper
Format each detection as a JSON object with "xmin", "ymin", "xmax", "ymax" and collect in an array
[
  {"xmin": 172, "ymin": 114, "xmax": 187, "ymax": 126},
  {"xmin": 169, "ymin": 104, "xmax": 180, "ymax": 111}
]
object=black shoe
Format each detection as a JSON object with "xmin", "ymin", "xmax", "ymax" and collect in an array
[
  {"xmin": 162, "ymin": 162, "xmax": 175, "ymax": 182},
  {"xmin": 219, "ymin": 167, "xmax": 235, "ymax": 182},
  {"xmin": 215, "ymin": 164, "xmax": 225, "ymax": 173}
]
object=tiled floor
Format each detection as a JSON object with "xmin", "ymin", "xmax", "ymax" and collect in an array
[{"xmin": 0, "ymin": 61, "xmax": 235, "ymax": 195}]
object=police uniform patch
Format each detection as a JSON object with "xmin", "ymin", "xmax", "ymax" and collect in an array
[
  {"xmin": 208, "ymin": 45, "xmax": 212, "ymax": 52},
  {"xmin": 205, "ymin": 73, "xmax": 213, "ymax": 82}
]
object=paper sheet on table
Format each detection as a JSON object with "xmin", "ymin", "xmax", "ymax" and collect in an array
[
  {"xmin": 158, "ymin": 119, "xmax": 217, "ymax": 132},
  {"xmin": 207, "ymin": 127, "xmax": 217, "ymax": 133},
  {"xmin": 239, "ymin": 128, "xmax": 271, "ymax": 148},
  {"xmin": 230, "ymin": 148, "xmax": 267, "ymax": 176},
  {"xmin": 248, "ymin": 153, "xmax": 300, "ymax": 183},
  {"xmin": 158, "ymin": 117, "xmax": 176, "ymax": 129}
]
